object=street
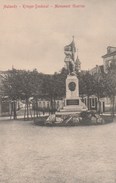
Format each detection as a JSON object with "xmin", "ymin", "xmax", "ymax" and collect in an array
[{"xmin": 0, "ymin": 119, "xmax": 116, "ymax": 183}]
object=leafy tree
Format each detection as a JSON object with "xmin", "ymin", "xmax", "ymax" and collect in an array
[
  {"xmin": 18, "ymin": 69, "xmax": 43, "ymax": 119},
  {"xmin": 41, "ymin": 68, "xmax": 67, "ymax": 113},
  {"xmin": 79, "ymin": 71, "xmax": 95, "ymax": 109},
  {"xmin": 2, "ymin": 69, "xmax": 22, "ymax": 119},
  {"xmin": 31, "ymin": 70, "xmax": 44, "ymax": 118},
  {"xmin": 91, "ymin": 72, "xmax": 107, "ymax": 113},
  {"xmin": 93, "ymin": 72, "xmax": 106, "ymax": 100},
  {"xmin": 104, "ymin": 69, "xmax": 116, "ymax": 116},
  {"xmin": 2, "ymin": 69, "xmax": 43, "ymax": 119},
  {"xmin": 79, "ymin": 72, "xmax": 87, "ymax": 99}
]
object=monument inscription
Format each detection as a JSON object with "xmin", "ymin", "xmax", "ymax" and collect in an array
[{"xmin": 66, "ymin": 99, "xmax": 79, "ymax": 105}]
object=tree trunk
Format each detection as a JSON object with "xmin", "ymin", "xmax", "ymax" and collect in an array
[
  {"xmin": 35, "ymin": 98, "xmax": 39, "ymax": 117},
  {"xmin": 50, "ymin": 96, "xmax": 53, "ymax": 114},
  {"xmin": 53, "ymin": 96, "xmax": 56, "ymax": 114},
  {"xmin": 33, "ymin": 100, "xmax": 35, "ymax": 121},
  {"xmin": 24, "ymin": 103, "xmax": 26, "ymax": 120},
  {"xmin": 13, "ymin": 101, "xmax": 17, "ymax": 120},
  {"xmin": 112, "ymin": 95, "xmax": 115, "ymax": 118},
  {"xmin": 97, "ymin": 96, "xmax": 101, "ymax": 114},
  {"xmin": 87, "ymin": 95, "xmax": 90, "ymax": 110},
  {"xmin": 26, "ymin": 98, "xmax": 29, "ymax": 119},
  {"xmin": 29, "ymin": 103, "xmax": 32, "ymax": 119},
  {"xmin": 24, "ymin": 98, "xmax": 29, "ymax": 120}
]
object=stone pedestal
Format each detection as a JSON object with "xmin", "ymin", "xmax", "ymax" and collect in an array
[
  {"xmin": 66, "ymin": 75, "xmax": 79, "ymax": 99},
  {"xmin": 56, "ymin": 74, "xmax": 87, "ymax": 116}
]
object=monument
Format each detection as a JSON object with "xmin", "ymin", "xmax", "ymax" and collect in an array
[{"xmin": 56, "ymin": 37, "xmax": 87, "ymax": 115}]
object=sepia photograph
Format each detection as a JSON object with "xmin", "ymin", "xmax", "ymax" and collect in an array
[{"xmin": 0, "ymin": 0, "xmax": 116, "ymax": 182}]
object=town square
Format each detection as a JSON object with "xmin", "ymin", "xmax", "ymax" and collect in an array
[
  {"xmin": 0, "ymin": 0, "xmax": 116, "ymax": 183},
  {"xmin": 0, "ymin": 119, "xmax": 116, "ymax": 183}
]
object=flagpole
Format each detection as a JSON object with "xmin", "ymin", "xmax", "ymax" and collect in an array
[{"xmin": 72, "ymin": 35, "xmax": 75, "ymax": 62}]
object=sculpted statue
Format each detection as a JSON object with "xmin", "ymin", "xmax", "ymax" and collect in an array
[
  {"xmin": 64, "ymin": 55, "xmax": 75, "ymax": 75},
  {"xmin": 64, "ymin": 38, "xmax": 76, "ymax": 75}
]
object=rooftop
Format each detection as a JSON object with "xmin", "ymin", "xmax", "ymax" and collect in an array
[{"xmin": 102, "ymin": 46, "xmax": 116, "ymax": 58}]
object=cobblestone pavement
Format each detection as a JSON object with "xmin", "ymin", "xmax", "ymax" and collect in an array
[{"xmin": 0, "ymin": 120, "xmax": 116, "ymax": 183}]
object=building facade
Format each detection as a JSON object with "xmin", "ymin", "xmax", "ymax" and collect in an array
[
  {"xmin": 89, "ymin": 65, "xmax": 104, "ymax": 75},
  {"xmin": 87, "ymin": 46, "xmax": 116, "ymax": 113},
  {"xmin": 102, "ymin": 46, "xmax": 116, "ymax": 73}
]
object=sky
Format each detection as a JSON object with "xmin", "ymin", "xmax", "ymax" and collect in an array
[{"xmin": 0, "ymin": 0, "xmax": 116, "ymax": 74}]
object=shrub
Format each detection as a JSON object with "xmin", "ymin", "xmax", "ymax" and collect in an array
[
  {"xmin": 34, "ymin": 116, "xmax": 47, "ymax": 125},
  {"xmin": 79, "ymin": 111, "xmax": 108, "ymax": 125}
]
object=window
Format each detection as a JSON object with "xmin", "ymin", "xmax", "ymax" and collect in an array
[
  {"xmin": 57, "ymin": 101, "xmax": 59, "ymax": 108},
  {"xmin": 108, "ymin": 60, "xmax": 112, "ymax": 67},
  {"xmin": 43, "ymin": 102, "xmax": 45, "ymax": 108},
  {"xmin": 47, "ymin": 102, "xmax": 49, "ymax": 108},
  {"xmin": 92, "ymin": 98, "xmax": 95, "ymax": 107},
  {"xmin": 39, "ymin": 101, "xmax": 41, "ymax": 107}
]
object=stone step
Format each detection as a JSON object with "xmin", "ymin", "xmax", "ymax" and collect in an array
[
  {"xmin": 56, "ymin": 111, "xmax": 81, "ymax": 116},
  {"xmin": 60, "ymin": 107, "xmax": 83, "ymax": 112}
]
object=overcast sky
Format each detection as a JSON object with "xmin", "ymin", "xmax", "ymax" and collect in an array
[{"xmin": 0, "ymin": 0, "xmax": 116, "ymax": 74}]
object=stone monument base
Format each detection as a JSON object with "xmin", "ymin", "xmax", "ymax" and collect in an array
[
  {"xmin": 56, "ymin": 74, "xmax": 88, "ymax": 116},
  {"xmin": 56, "ymin": 97, "xmax": 87, "ymax": 116}
]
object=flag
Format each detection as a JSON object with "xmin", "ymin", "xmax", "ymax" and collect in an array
[
  {"xmin": 64, "ymin": 41, "xmax": 76, "ymax": 52},
  {"xmin": 64, "ymin": 41, "xmax": 76, "ymax": 61}
]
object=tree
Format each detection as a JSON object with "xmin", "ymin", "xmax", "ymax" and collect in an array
[
  {"xmin": 31, "ymin": 70, "xmax": 44, "ymax": 118},
  {"xmin": 2, "ymin": 69, "xmax": 22, "ymax": 119},
  {"xmin": 18, "ymin": 69, "xmax": 43, "ymax": 119},
  {"xmin": 79, "ymin": 71, "xmax": 95, "ymax": 109},
  {"xmin": 92, "ymin": 72, "xmax": 107, "ymax": 113},
  {"xmin": 104, "ymin": 69, "xmax": 116, "ymax": 117},
  {"xmin": 41, "ymin": 68, "xmax": 67, "ymax": 114},
  {"xmin": 2, "ymin": 69, "xmax": 43, "ymax": 120},
  {"xmin": 93, "ymin": 72, "xmax": 106, "ymax": 100}
]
